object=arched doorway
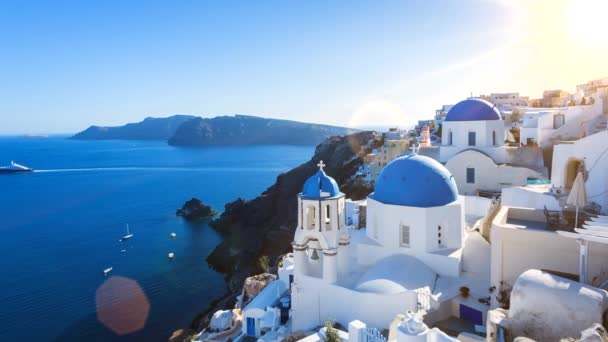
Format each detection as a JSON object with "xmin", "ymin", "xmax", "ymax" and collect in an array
[{"xmin": 564, "ymin": 158, "xmax": 584, "ymax": 190}]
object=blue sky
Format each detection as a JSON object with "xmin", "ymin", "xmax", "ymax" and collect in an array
[{"xmin": 1, "ymin": 0, "xmax": 607, "ymax": 134}]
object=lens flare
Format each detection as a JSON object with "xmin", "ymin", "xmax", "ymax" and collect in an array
[{"xmin": 96, "ymin": 276, "xmax": 150, "ymax": 336}]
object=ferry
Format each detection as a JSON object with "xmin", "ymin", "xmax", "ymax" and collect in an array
[{"xmin": 0, "ymin": 161, "xmax": 33, "ymax": 174}]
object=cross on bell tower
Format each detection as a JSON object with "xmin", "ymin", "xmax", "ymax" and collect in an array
[{"xmin": 317, "ymin": 160, "xmax": 326, "ymax": 170}]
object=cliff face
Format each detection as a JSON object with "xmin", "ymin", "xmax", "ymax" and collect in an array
[
  {"xmin": 71, "ymin": 115, "xmax": 196, "ymax": 140},
  {"xmin": 168, "ymin": 115, "xmax": 359, "ymax": 146},
  {"xmin": 207, "ymin": 131, "xmax": 375, "ymax": 291}
]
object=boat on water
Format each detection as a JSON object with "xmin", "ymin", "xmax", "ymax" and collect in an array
[
  {"xmin": 119, "ymin": 224, "xmax": 134, "ymax": 241},
  {"xmin": 168, "ymin": 252, "xmax": 174, "ymax": 259},
  {"xmin": 103, "ymin": 267, "xmax": 113, "ymax": 276},
  {"xmin": 0, "ymin": 161, "xmax": 33, "ymax": 174}
]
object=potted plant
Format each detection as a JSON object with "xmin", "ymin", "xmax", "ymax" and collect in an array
[{"xmin": 459, "ymin": 286, "xmax": 470, "ymax": 298}]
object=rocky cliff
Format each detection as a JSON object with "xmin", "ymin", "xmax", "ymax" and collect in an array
[
  {"xmin": 71, "ymin": 115, "xmax": 196, "ymax": 140},
  {"xmin": 206, "ymin": 131, "xmax": 376, "ymax": 291},
  {"xmin": 167, "ymin": 115, "xmax": 359, "ymax": 146}
]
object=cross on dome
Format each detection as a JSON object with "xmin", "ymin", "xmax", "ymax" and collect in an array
[
  {"xmin": 409, "ymin": 144, "xmax": 419, "ymax": 155},
  {"xmin": 317, "ymin": 160, "xmax": 326, "ymax": 170}
]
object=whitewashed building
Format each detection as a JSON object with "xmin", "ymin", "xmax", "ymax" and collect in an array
[
  {"xmin": 430, "ymin": 98, "xmax": 546, "ymax": 196},
  {"xmin": 552, "ymin": 130, "xmax": 608, "ymax": 213},
  {"xmin": 486, "ymin": 269, "xmax": 608, "ymax": 342},
  {"xmin": 481, "ymin": 92, "xmax": 529, "ymax": 111},
  {"xmin": 284, "ymin": 156, "xmax": 492, "ymax": 333}
]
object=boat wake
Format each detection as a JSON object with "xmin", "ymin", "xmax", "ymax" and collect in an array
[{"xmin": 34, "ymin": 166, "xmax": 286, "ymax": 173}]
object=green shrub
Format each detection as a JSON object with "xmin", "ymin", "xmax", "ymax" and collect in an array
[{"xmin": 324, "ymin": 320, "xmax": 340, "ymax": 342}]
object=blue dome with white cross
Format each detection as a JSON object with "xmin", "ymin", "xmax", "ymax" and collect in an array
[
  {"xmin": 370, "ymin": 154, "xmax": 458, "ymax": 207},
  {"xmin": 301, "ymin": 161, "xmax": 342, "ymax": 199}
]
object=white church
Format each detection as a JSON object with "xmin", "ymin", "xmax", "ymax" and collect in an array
[
  {"xmin": 282, "ymin": 157, "xmax": 490, "ymax": 332},
  {"xmin": 420, "ymin": 98, "xmax": 546, "ymax": 196}
]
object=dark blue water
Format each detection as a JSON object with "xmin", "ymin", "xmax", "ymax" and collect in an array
[{"xmin": 0, "ymin": 137, "xmax": 312, "ymax": 341}]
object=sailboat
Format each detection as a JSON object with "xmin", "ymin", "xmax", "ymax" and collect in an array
[{"xmin": 119, "ymin": 224, "xmax": 134, "ymax": 241}]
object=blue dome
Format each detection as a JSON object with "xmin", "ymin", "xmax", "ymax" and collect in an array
[
  {"xmin": 445, "ymin": 98, "xmax": 501, "ymax": 121},
  {"xmin": 371, "ymin": 155, "xmax": 458, "ymax": 207},
  {"xmin": 301, "ymin": 169, "xmax": 341, "ymax": 199}
]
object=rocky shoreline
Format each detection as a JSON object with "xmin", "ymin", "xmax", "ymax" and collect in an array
[{"xmin": 169, "ymin": 131, "xmax": 378, "ymax": 341}]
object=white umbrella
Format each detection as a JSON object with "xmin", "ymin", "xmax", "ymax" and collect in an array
[{"xmin": 567, "ymin": 172, "xmax": 588, "ymax": 228}]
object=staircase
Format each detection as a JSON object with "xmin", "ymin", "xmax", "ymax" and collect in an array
[{"xmin": 481, "ymin": 198, "xmax": 502, "ymax": 241}]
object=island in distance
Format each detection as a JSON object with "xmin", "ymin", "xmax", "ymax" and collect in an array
[
  {"xmin": 71, "ymin": 115, "xmax": 196, "ymax": 140},
  {"xmin": 72, "ymin": 114, "xmax": 358, "ymax": 146}
]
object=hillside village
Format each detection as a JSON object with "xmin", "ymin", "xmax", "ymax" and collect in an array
[{"xmin": 184, "ymin": 76, "xmax": 608, "ymax": 342}]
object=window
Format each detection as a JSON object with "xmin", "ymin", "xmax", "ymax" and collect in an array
[
  {"xmin": 553, "ymin": 114, "xmax": 565, "ymax": 129},
  {"xmin": 492, "ymin": 131, "xmax": 496, "ymax": 145},
  {"xmin": 400, "ymin": 224, "xmax": 410, "ymax": 247},
  {"xmin": 448, "ymin": 131, "xmax": 453, "ymax": 145},
  {"xmin": 466, "ymin": 168, "xmax": 475, "ymax": 184},
  {"xmin": 306, "ymin": 206, "xmax": 316, "ymax": 229},
  {"xmin": 468, "ymin": 132, "xmax": 476, "ymax": 146},
  {"xmin": 325, "ymin": 204, "xmax": 332, "ymax": 230}
]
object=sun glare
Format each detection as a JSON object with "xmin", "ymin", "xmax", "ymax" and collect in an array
[
  {"xmin": 348, "ymin": 99, "xmax": 408, "ymax": 129},
  {"xmin": 566, "ymin": 0, "xmax": 608, "ymax": 48}
]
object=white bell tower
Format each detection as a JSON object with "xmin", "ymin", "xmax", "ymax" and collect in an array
[{"xmin": 292, "ymin": 160, "xmax": 350, "ymax": 284}]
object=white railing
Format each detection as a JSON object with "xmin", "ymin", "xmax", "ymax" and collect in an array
[
  {"xmin": 363, "ymin": 327, "xmax": 387, "ymax": 342},
  {"xmin": 416, "ymin": 287, "xmax": 433, "ymax": 312}
]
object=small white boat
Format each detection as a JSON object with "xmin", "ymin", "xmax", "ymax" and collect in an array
[
  {"xmin": 170, "ymin": 232, "xmax": 176, "ymax": 238},
  {"xmin": 168, "ymin": 252, "xmax": 174, "ymax": 259},
  {"xmin": 103, "ymin": 267, "xmax": 113, "ymax": 276},
  {"xmin": 119, "ymin": 224, "xmax": 134, "ymax": 241}
]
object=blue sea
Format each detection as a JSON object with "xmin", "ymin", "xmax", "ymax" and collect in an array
[{"xmin": 0, "ymin": 136, "xmax": 313, "ymax": 341}]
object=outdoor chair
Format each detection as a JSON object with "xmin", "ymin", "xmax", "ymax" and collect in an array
[{"xmin": 543, "ymin": 206, "xmax": 572, "ymax": 231}]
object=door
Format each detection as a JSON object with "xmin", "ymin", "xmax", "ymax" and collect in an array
[
  {"xmin": 246, "ymin": 317, "xmax": 256, "ymax": 336},
  {"xmin": 459, "ymin": 304, "xmax": 483, "ymax": 325}
]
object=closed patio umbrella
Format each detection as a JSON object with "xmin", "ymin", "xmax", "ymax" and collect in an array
[{"xmin": 566, "ymin": 172, "xmax": 588, "ymax": 228}]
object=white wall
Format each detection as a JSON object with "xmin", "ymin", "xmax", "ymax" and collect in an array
[
  {"xmin": 519, "ymin": 103, "xmax": 604, "ymax": 147},
  {"xmin": 364, "ymin": 198, "xmax": 463, "ymax": 277},
  {"xmin": 501, "ymin": 186, "xmax": 561, "ymax": 211},
  {"xmin": 463, "ymin": 195, "xmax": 493, "ymax": 218},
  {"xmin": 490, "ymin": 207, "xmax": 608, "ymax": 300},
  {"xmin": 445, "ymin": 150, "xmax": 542, "ymax": 195},
  {"xmin": 442, "ymin": 120, "xmax": 505, "ymax": 148},
  {"xmin": 291, "ymin": 275, "xmax": 419, "ymax": 331},
  {"xmin": 551, "ymin": 131, "xmax": 608, "ymax": 213}
]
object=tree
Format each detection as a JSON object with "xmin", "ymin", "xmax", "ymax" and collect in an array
[
  {"xmin": 581, "ymin": 97, "xmax": 587, "ymax": 105},
  {"xmin": 324, "ymin": 321, "xmax": 340, "ymax": 342},
  {"xmin": 257, "ymin": 255, "xmax": 270, "ymax": 273}
]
